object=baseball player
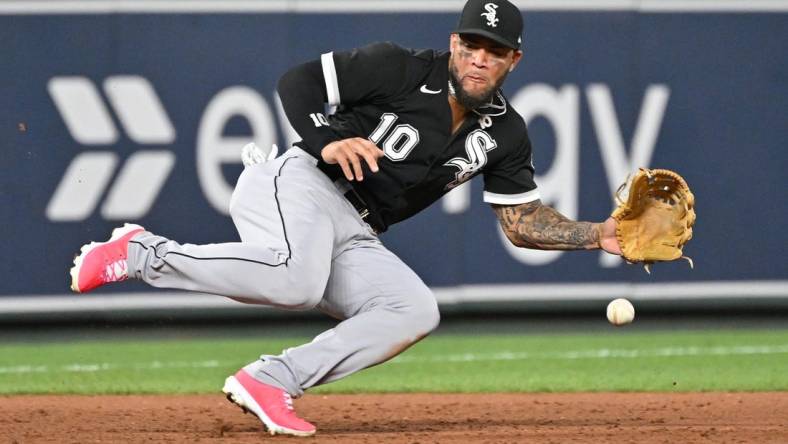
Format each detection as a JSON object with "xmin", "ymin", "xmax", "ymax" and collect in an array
[{"xmin": 69, "ymin": 0, "xmax": 621, "ymax": 436}]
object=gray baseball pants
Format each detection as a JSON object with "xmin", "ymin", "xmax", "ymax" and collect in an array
[{"xmin": 126, "ymin": 147, "xmax": 440, "ymax": 397}]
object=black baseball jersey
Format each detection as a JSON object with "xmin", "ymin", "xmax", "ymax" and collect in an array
[{"xmin": 278, "ymin": 42, "xmax": 539, "ymax": 232}]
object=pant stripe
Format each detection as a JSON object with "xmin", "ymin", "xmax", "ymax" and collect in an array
[
  {"xmin": 129, "ymin": 156, "xmax": 299, "ymax": 268},
  {"xmin": 272, "ymin": 156, "xmax": 296, "ymax": 264}
]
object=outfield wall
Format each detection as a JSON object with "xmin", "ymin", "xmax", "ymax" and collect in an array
[{"xmin": 2, "ymin": 1, "xmax": 787, "ymax": 317}]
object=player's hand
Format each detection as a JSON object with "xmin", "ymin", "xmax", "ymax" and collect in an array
[
  {"xmin": 321, "ymin": 138, "xmax": 385, "ymax": 181},
  {"xmin": 599, "ymin": 217, "xmax": 622, "ymax": 255}
]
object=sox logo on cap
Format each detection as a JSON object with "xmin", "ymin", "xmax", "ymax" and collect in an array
[{"xmin": 481, "ymin": 3, "xmax": 499, "ymax": 27}]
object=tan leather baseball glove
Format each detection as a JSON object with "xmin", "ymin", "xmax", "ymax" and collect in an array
[{"xmin": 611, "ymin": 168, "xmax": 696, "ymax": 273}]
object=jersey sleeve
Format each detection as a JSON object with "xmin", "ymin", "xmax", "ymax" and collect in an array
[
  {"xmin": 482, "ymin": 133, "xmax": 540, "ymax": 205},
  {"xmin": 322, "ymin": 42, "xmax": 413, "ymax": 106}
]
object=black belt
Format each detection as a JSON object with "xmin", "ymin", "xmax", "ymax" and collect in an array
[
  {"xmin": 339, "ymin": 184, "xmax": 385, "ymax": 233},
  {"xmin": 343, "ymin": 187, "xmax": 371, "ymax": 221},
  {"xmin": 322, "ymin": 164, "xmax": 385, "ymax": 233}
]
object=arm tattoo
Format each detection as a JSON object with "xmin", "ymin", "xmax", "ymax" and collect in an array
[{"xmin": 492, "ymin": 201, "xmax": 601, "ymax": 250}]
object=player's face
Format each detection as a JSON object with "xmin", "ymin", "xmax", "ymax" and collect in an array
[{"xmin": 449, "ymin": 33, "xmax": 522, "ymax": 108}]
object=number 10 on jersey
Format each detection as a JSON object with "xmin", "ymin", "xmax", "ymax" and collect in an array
[
  {"xmin": 368, "ymin": 113, "xmax": 420, "ymax": 161},
  {"xmin": 309, "ymin": 112, "xmax": 330, "ymax": 127}
]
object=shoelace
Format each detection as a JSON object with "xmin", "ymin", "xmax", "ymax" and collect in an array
[
  {"xmin": 283, "ymin": 392, "xmax": 295, "ymax": 412},
  {"xmin": 102, "ymin": 260, "xmax": 128, "ymax": 282}
]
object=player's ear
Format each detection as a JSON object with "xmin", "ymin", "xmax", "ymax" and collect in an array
[{"xmin": 509, "ymin": 49, "xmax": 523, "ymax": 72}]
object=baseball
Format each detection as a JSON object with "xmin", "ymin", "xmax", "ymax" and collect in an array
[{"xmin": 606, "ymin": 298, "xmax": 635, "ymax": 326}]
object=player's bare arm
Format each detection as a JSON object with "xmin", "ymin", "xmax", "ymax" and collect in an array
[
  {"xmin": 492, "ymin": 202, "xmax": 621, "ymax": 254},
  {"xmin": 321, "ymin": 138, "xmax": 385, "ymax": 182}
]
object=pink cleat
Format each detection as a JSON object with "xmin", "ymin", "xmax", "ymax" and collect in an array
[
  {"xmin": 69, "ymin": 223, "xmax": 145, "ymax": 293},
  {"xmin": 222, "ymin": 369, "xmax": 316, "ymax": 437}
]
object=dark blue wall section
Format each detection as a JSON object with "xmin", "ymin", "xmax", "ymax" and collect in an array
[{"xmin": 1, "ymin": 11, "xmax": 786, "ymax": 295}]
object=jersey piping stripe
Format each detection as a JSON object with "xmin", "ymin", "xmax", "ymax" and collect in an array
[
  {"xmin": 128, "ymin": 157, "xmax": 297, "ymax": 269},
  {"xmin": 483, "ymin": 189, "xmax": 541, "ymax": 205},
  {"xmin": 321, "ymin": 52, "xmax": 341, "ymax": 107}
]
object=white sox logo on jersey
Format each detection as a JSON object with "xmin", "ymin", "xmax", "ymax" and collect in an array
[
  {"xmin": 481, "ymin": 3, "xmax": 499, "ymax": 28},
  {"xmin": 444, "ymin": 129, "xmax": 498, "ymax": 189}
]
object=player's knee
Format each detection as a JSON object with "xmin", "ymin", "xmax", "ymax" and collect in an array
[
  {"xmin": 228, "ymin": 170, "xmax": 248, "ymax": 217},
  {"xmin": 287, "ymin": 291, "xmax": 323, "ymax": 310},
  {"xmin": 228, "ymin": 188, "xmax": 247, "ymax": 224},
  {"xmin": 239, "ymin": 266, "xmax": 327, "ymax": 310},
  {"xmin": 281, "ymin": 274, "xmax": 327, "ymax": 310},
  {"xmin": 403, "ymin": 292, "xmax": 441, "ymax": 338},
  {"xmin": 418, "ymin": 297, "xmax": 441, "ymax": 335}
]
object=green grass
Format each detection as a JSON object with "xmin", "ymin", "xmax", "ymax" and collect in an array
[{"xmin": 1, "ymin": 329, "xmax": 786, "ymax": 395}]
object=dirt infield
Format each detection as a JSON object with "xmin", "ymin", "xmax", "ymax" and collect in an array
[{"xmin": 2, "ymin": 392, "xmax": 786, "ymax": 443}]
